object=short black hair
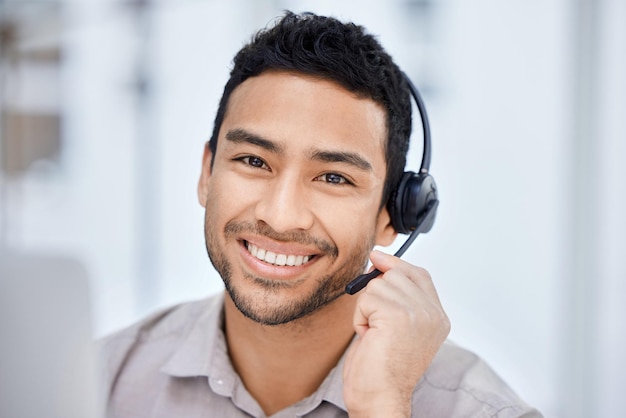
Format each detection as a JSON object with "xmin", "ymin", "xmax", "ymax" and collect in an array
[{"xmin": 208, "ymin": 11, "xmax": 412, "ymax": 208}]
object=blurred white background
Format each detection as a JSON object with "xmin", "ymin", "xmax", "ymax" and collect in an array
[{"xmin": 1, "ymin": 0, "xmax": 624, "ymax": 417}]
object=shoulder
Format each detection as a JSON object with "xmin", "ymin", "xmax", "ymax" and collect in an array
[
  {"xmin": 97, "ymin": 294, "xmax": 223, "ymax": 395},
  {"xmin": 98, "ymin": 295, "xmax": 215, "ymax": 358},
  {"xmin": 412, "ymin": 341, "xmax": 542, "ymax": 418}
]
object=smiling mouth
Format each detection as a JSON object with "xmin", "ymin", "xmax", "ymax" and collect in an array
[{"xmin": 245, "ymin": 241, "xmax": 314, "ymax": 267}]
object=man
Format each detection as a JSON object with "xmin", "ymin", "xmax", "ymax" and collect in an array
[{"xmin": 101, "ymin": 12, "xmax": 541, "ymax": 417}]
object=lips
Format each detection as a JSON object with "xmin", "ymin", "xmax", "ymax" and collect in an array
[{"xmin": 245, "ymin": 241, "xmax": 313, "ymax": 267}]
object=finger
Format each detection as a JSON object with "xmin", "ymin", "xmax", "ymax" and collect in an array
[
  {"xmin": 363, "ymin": 275, "xmax": 444, "ymax": 330},
  {"xmin": 369, "ymin": 250, "xmax": 439, "ymax": 298},
  {"xmin": 362, "ymin": 275, "xmax": 450, "ymax": 332},
  {"xmin": 368, "ymin": 249, "xmax": 400, "ymax": 273},
  {"xmin": 352, "ymin": 284, "xmax": 390, "ymax": 335},
  {"xmin": 362, "ymin": 258, "xmax": 448, "ymax": 331},
  {"xmin": 354, "ymin": 279, "xmax": 421, "ymax": 331}
]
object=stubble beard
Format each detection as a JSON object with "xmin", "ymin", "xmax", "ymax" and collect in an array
[{"xmin": 204, "ymin": 216, "xmax": 374, "ymax": 326}]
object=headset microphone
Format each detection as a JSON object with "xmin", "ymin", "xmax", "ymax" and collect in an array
[{"xmin": 345, "ymin": 74, "xmax": 439, "ymax": 295}]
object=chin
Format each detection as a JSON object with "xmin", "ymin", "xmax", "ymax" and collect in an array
[{"xmin": 224, "ymin": 272, "xmax": 347, "ymax": 326}]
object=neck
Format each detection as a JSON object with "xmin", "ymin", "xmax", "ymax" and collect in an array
[{"xmin": 223, "ymin": 291, "xmax": 356, "ymax": 415}]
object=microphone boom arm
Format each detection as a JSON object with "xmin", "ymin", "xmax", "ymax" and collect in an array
[{"xmin": 344, "ymin": 199, "xmax": 439, "ymax": 295}]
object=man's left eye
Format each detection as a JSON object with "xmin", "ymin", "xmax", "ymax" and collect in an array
[{"xmin": 316, "ymin": 173, "xmax": 351, "ymax": 185}]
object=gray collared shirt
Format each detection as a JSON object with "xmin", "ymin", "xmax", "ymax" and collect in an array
[{"xmin": 99, "ymin": 293, "xmax": 541, "ymax": 417}]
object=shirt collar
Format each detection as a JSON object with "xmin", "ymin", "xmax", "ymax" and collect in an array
[
  {"xmin": 159, "ymin": 292, "xmax": 225, "ymax": 378},
  {"xmin": 313, "ymin": 348, "xmax": 348, "ymax": 411},
  {"xmin": 159, "ymin": 291, "xmax": 349, "ymax": 413}
]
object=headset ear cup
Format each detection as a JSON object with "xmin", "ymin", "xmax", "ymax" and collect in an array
[
  {"xmin": 407, "ymin": 173, "xmax": 438, "ymax": 233},
  {"xmin": 388, "ymin": 171, "xmax": 438, "ymax": 234},
  {"xmin": 388, "ymin": 172, "xmax": 413, "ymax": 234}
]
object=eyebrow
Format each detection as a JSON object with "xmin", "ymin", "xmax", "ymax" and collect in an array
[
  {"xmin": 308, "ymin": 149, "xmax": 373, "ymax": 171},
  {"xmin": 225, "ymin": 128, "xmax": 284, "ymax": 154},
  {"xmin": 225, "ymin": 128, "xmax": 372, "ymax": 171}
]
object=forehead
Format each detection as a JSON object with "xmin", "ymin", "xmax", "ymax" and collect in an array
[{"xmin": 219, "ymin": 71, "xmax": 387, "ymax": 170}]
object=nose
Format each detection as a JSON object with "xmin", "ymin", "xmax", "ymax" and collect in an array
[{"xmin": 254, "ymin": 173, "xmax": 315, "ymax": 233}]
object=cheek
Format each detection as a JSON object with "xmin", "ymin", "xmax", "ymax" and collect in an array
[
  {"xmin": 316, "ymin": 199, "xmax": 379, "ymax": 247},
  {"xmin": 206, "ymin": 176, "xmax": 256, "ymax": 219}
]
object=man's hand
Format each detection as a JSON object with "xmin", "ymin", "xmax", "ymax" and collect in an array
[{"xmin": 342, "ymin": 250, "xmax": 450, "ymax": 418}]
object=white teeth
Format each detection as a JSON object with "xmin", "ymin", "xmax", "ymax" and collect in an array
[
  {"xmin": 265, "ymin": 251, "xmax": 277, "ymax": 264},
  {"xmin": 275, "ymin": 254, "xmax": 287, "ymax": 266},
  {"xmin": 246, "ymin": 242, "xmax": 311, "ymax": 267}
]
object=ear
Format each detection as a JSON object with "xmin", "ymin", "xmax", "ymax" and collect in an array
[
  {"xmin": 197, "ymin": 142, "xmax": 213, "ymax": 208},
  {"xmin": 374, "ymin": 206, "xmax": 398, "ymax": 246}
]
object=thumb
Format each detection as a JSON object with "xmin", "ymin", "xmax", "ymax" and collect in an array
[{"xmin": 368, "ymin": 249, "xmax": 399, "ymax": 273}]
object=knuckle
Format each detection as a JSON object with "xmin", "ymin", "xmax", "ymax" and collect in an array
[
  {"xmin": 364, "ymin": 277, "xmax": 386, "ymax": 293},
  {"xmin": 415, "ymin": 266, "xmax": 432, "ymax": 281},
  {"xmin": 442, "ymin": 314, "xmax": 451, "ymax": 333}
]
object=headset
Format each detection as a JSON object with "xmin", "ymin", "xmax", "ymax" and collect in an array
[{"xmin": 345, "ymin": 74, "xmax": 439, "ymax": 295}]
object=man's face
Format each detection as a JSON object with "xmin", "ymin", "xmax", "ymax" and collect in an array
[{"xmin": 198, "ymin": 70, "xmax": 396, "ymax": 325}]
